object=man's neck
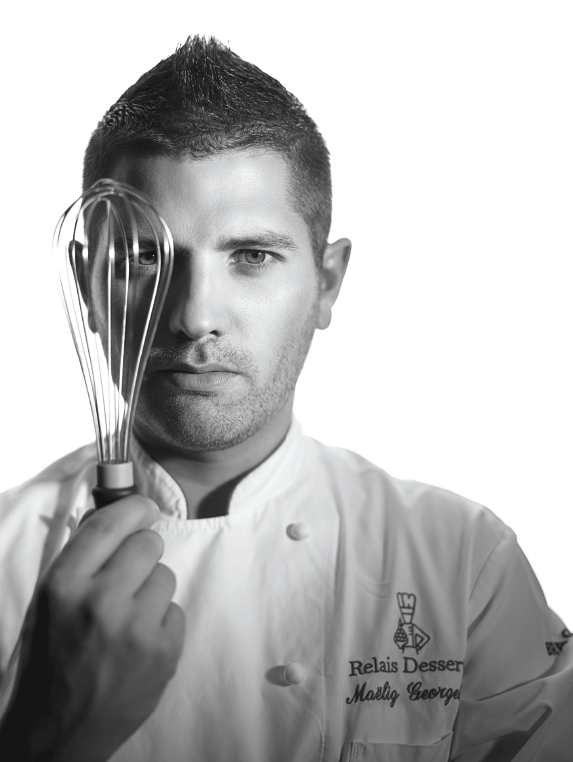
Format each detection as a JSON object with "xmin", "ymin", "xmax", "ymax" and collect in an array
[{"xmin": 133, "ymin": 400, "xmax": 294, "ymax": 519}]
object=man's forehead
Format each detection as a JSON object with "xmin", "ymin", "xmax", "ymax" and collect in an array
[
  {"xmin": 110, "ymin": 149, "xmax": 290, "ymax": 196},
  {"xmin": 107, "ymin": 150, "xmax": 312, "ymax": 249}
]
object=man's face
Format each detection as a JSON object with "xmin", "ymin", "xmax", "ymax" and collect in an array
[{"xmin": 96, "ymin": 150, "xmax": 321, "ymax": 452}]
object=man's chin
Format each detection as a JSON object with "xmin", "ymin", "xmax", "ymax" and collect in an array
[{"xmin": 133, "ymin": 401, "xmax": 276, "ymax": 454}]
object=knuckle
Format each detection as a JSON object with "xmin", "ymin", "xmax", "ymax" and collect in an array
[
  {"xmin": 129, "ymin": 605, "xmax": 185, "ymax": 670},
  {"xmin": 121, "ymin": 495, "xmax": 161, "ymax": 523},
  {"xmin": 89, "ymin": 509, "xmax": 120, "ymax": 539},
  {"xmin": 124, "ymin": 622, "xmax": 176, "ymax": 671},
  {"xmin": 129, "ymin": 529, "xmax": 164, "ymax": 557},
  {"xmin": 125, "ymin": 618, "xmax": 154, "ymax": 651},
  {"xmin": 88, "ymin": 497, "xmax": 159, "ymax": 536},
  {"xmin": 84, "ymin": 586, "xmax": 121, "ymax": 622}
]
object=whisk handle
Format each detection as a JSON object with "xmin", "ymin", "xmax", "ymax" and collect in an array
[
  {"xmin": 93, "ymin": 463, "xmax": 137, "ymax": 509},
  {"xmin": 92, "ymin": 484, "xmax": 138, "ymax": 509}
]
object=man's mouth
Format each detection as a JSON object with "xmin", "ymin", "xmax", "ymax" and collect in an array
[{"xmin": 155, "ymin": 363, "xmax": 240, "ymax": 392}]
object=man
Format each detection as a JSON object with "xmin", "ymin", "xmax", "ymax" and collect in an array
[{"xmin": 0, "ymin": 36, "xmax": 571, "ymax": 762}]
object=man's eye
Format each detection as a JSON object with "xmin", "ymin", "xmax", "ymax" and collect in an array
[
  {"xmin": 136, "ymin": 250, "xmax": 158, "ymax": 266},
  {"xmin": 233, "ymin": 250, "xmax": 272, "ymax": 265},
  {"xmin": 114, "ymin": 250, "xmax": 157, "ymax": 266}
]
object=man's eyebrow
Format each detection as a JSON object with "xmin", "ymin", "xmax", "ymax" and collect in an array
[
  {"xmin": 215, "ymin": 233, "xmax": 300, "ymax": 252},
  {"xmin": 111, "ymin": 234, "xmax": 161, "ymax": 248}
]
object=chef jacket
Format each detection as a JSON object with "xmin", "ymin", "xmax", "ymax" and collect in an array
[{"xmin": 0, "ymin": 417, "xmax": 571, "ymax": 762}]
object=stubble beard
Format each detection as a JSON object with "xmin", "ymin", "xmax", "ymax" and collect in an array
[{"xmin": 134, "ymin": 297, "xmax": 320, "ymax": 452}]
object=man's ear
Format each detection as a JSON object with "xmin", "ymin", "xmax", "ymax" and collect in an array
[
  {"xmin": 317, "ymin": 237, "xmax": 352, "ymax": 330},
  {"xmin": 68, "ymin": 240, "xmax": 96, "ymax": 332}
]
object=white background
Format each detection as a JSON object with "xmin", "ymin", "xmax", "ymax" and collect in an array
[{"xmin": 1, "ymin": 2, "xmax": 571, "ymax": 625}]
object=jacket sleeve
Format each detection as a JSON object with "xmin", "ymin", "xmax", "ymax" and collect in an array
[
  {"xmin": 0, "ymin": 481, "xmax": 87, "ymax": 722},
  {"xmin": 451, "ymin": 525, "xmax": 573, "ymax": 761}
]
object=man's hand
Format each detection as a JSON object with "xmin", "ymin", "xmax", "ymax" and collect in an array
[{"xmin": 0, "ymin": 496, "xmax": 185, "ymax": 762}]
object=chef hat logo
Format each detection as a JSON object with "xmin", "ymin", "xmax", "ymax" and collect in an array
[
  {"xmin": 397, "ymin": 593, "xmax": 416, "ymax": 623},
  {"xmin": 393, "ymin": 592, "xmax": 431, "ymax": 653}
]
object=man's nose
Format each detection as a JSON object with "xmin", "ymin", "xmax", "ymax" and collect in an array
[{"xmin": 165, "ymin": 255, "xmax": 230, "ymax": 341}]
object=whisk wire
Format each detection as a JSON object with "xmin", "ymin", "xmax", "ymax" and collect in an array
[
  {"xmin": 124, "ymin": 199, "xmax": 170, "ymax": 450},
  {"xmin": 107, "ymin": 202, "xmax": 116, "ymax": 463},
  {"xmin": 58, "ymin": 204, "xmax": 105, "ymax": 459},
  {"xmin": 54, "ymin": 179, "xmax": 174, "ymax": 474},
  {"xmin": 84, "ymin": 208, "xmax": 107, "ymax": 464},
  {"xmin": 78, "ymin": 193, "xmax": 110, "ymax": 463},
  {"xmin": 119, "ymin": 199, "xmax": 139, "ymax": 461}
]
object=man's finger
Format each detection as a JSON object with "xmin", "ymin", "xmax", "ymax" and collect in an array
[
  {"xmin": 55, "ymin": 496, "xmax": 161, "ymax": 578},
  {"xmin": 75, "ymin": 507, "xmax": 97, "ymax": 532},
  {"xmin": 96, "ymin": 529, "xmax": 165, "ymax": 598},
  {"xmin": 132, "ymin": 563, "xmax": 177, "ymax": 627},
  {"xmin": 162, "ymin": 601, "xmax": 187, "ymax": 653}
]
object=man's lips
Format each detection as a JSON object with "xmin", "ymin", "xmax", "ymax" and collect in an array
[
  {"xmin": 154, "ymin": 363, "xmax": 239, "ymax": 374},
  {"xmin": 153, "ymin": 364, "xmax": 241, "ymax": 392}
]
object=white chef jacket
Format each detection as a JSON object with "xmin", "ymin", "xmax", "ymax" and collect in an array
[{"xmin": 0, "ymin": 418, "xmax": 571, "ymax": 762}]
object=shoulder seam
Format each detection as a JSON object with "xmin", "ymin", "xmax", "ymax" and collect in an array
[{"xmin": 468, "ymin": 524, "xmax": 514, "ymax": 602}]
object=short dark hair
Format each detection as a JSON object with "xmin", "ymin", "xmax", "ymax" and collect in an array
[{"xmin": 83, "ymin": 36, "xmax": 332, "ymax": 264}]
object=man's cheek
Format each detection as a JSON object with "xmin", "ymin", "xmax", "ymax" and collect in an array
[{"xmin": 271, "ymin": 282, "xmax": 318, "ymax": 320}]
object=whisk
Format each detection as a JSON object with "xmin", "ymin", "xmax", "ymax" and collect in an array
[{"xmin": 53, "ymin": 179, "xmax": 174, "ymax": 508}]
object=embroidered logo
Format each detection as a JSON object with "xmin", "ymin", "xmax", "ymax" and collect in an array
[{"xmin": 393, "ymin": 593, "xmax": 430, "ymax": 654}]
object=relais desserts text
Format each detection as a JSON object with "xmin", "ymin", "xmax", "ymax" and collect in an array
[{"xmin": 348, "ymin": 656, "xmax": 465, "ymax": 676}]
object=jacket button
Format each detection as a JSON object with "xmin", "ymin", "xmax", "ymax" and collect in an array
[
  {"xmin": 286, "ymin": 522, "xmax": 310, "ymax": 541},
  {"xmin": 284, "ymin": 662, "xmax": 305, "ymax": 685}
]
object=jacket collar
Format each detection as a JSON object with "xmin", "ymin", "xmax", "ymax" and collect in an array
[{"xmin": 130, "ymin": 417, "xmax": 307, "ymax": 521}]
